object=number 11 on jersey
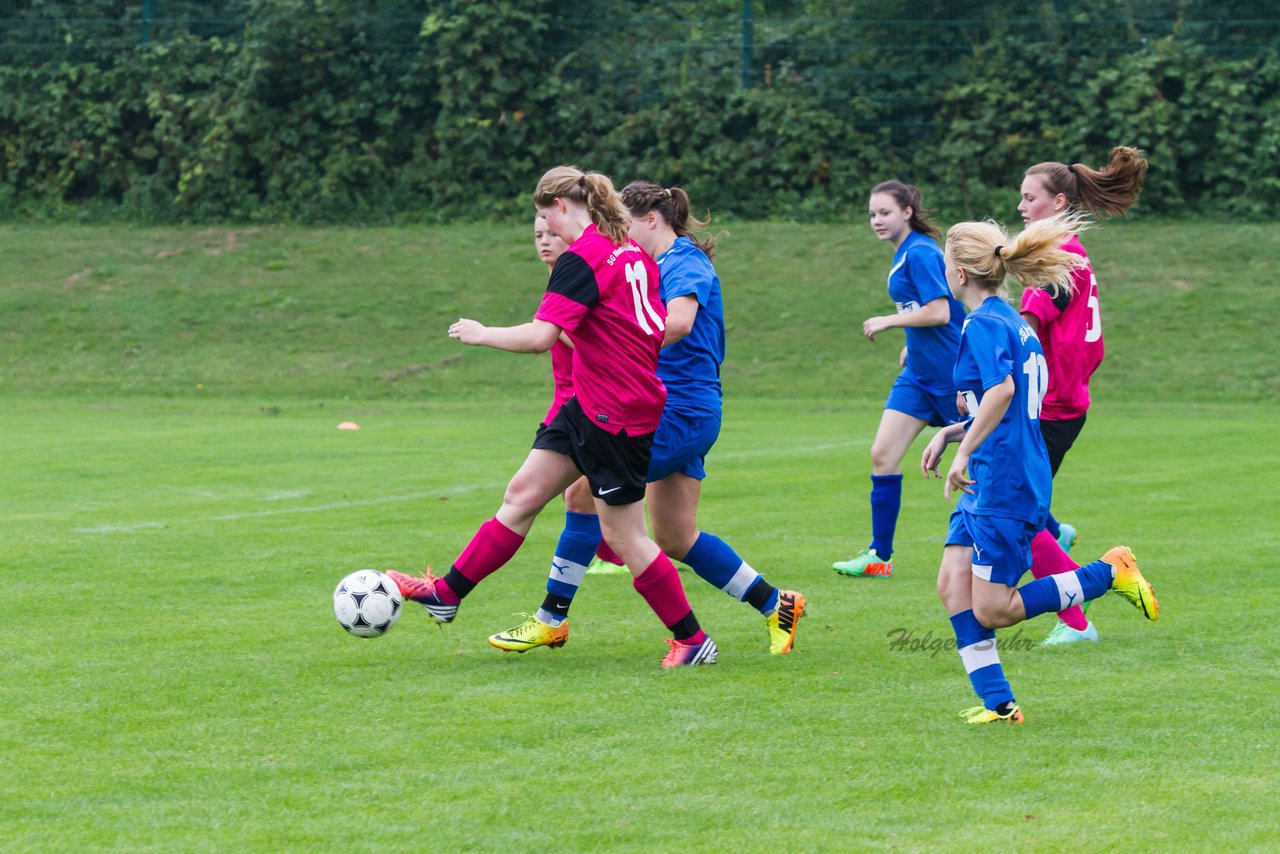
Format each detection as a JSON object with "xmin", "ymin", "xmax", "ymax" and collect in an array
[{"xmin": 625, "ymin": 261, "xmax": 665, "ymax": 335}]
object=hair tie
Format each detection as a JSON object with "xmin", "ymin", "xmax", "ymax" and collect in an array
[
  {"xmin": 994, "ymin": 245, "xmax": 1004, "ymax": 258},
  {"xmin": 663, "ymin": 188, "xmax": 672, "ymax": 199},
  {"xmin": 577, "ymin": 175, "xmax": 587, "ymax": 189},
  {"xmin": 1066, "ymin": 164, "xmax": 1077, "ymax": 175}
]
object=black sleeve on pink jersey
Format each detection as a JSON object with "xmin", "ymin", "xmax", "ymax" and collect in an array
[
  {"xmin": 546, "ymin": 251, "xmax": 598, "ymax": 307},
  {"xmin": 1052, "ymin": 288, "xmax": 1073, "ymax": 312}
]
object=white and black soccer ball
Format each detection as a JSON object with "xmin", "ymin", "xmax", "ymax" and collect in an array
[{"xmin": 333, "ymin": 569, "xmax": 403, "ymax": 638}]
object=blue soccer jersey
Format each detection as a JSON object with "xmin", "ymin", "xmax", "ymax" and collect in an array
[
  {"xmin": 655, "ymin": 236, "xmax": 724, "ymax": 412},
  {"xmin": 953, "ymin": 295, "xmax": 1052, "ymax": 525},
  {"xmin": 888, "ymin": 230, "xmax": 965, "ymax": 394}
]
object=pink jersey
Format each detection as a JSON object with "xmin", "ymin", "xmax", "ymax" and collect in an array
[
  {"xmin": 544, "ymin": 338, "xmax": 575, "ymax": 426},
  {"xmin": 534, "ymin": 225, "xmax": 667, "ymax": 435},
  {"xmin": 1019, "ymin": 235, "xmax": 1104, "ymax": 421}
]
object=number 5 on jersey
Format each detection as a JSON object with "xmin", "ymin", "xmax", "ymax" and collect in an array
[{"xmin": 625, "ymin": 261, "xmax": 665, "ymax": 335}]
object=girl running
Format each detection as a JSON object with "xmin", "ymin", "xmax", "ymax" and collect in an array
[
  {"xmin": 833, "ymin": 181, "xmax": 965, "ymax": 578},
  {"xmin": 490, "ymin": 183, "xmax": 806, "ymax": 656},
  {"xmin": 388, "ymin": 166, "xmax": 717, "ymax": 667},
  {"xmin": 1016, "ymin": 146, "xmax": 1148, "ymax": 645},
  {"xmin": 923, "ymin": 214, "xmax": 1158, "ymax": 724}
]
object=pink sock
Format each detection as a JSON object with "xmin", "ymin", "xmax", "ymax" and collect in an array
[
  {"xmin": 633, "ymin": 553, "xmax": 705, "ymax": 644},
  {"xmin": 1030, "ymin": 528, "xmax": 1088, "ymax": 631},
  {"xmin": 595, "ymin": 540, "xmax": 624, "ymax": 565},
  {"xmin": 452, "ymin": 517, "xmax": 525, "ymax": 591}
]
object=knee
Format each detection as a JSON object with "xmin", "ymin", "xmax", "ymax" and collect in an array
[
  {"xmin": 503, "ymin": 475, "xmax": 545, "ymax": 517},
  {"xmin": 653, "ymin": 528, "xmax": 692, "ymax": 562},
  {"xmin": 935, "ymin": 573, "xmax": 952, "ymax": 605},
  {"xmin": 563, "ymin": 478, "xmax": 593, "ymax": 513},
  {"xmin": 869, "ymin": 439, "xmax": 902, "ymax": 473},
  {"xmin": 973, "ymin": 601, "xmax": 1015, "ymax": 630}
]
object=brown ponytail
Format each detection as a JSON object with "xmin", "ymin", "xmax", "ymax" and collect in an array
[
  {"xmin": 1025, "ymin": 146, "xmax": 1148, "ymax": 218},
  {"xmin": 533, "ymin": 165, "xmax": 632, "ymax": 245},
  {"xmin": 619, "ymin": 181, "xmax": 721, "ymax": 260}
]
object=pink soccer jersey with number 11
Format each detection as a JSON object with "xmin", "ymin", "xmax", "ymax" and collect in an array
[
  {"xmin": 1019, "ymin": 235, "xmax": 1104, "ymax": 421},
  {"xmin": 535, "ymin": 224, "xmax": 667, "ymax": 436}
]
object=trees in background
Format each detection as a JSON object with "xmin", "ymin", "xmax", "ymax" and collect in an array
[{"xmin": 1, "ymin": 0, "xmax": 1276, "ymax": 221}]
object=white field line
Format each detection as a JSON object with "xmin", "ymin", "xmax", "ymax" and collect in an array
[{"xmin": 73, "ymin": 437, "xmax": 868, "ymax": 535}]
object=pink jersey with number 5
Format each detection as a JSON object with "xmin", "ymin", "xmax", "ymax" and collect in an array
[
  {"xmin": 535, "ymin": 224, "xmax": 667, "ymax": 435},
  {"xmin": 1019, "ymin": 235, "xmax": 1104, "ymax": 421}
]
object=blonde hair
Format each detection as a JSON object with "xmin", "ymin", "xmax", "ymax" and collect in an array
[
  {"xmin": 1026, "ymin": 146, "xmax": 1148, "ymax": 218},
  {"xmin": 533, "ymin": 165, "xmax": 631, "ymax": 245},
  {"xmin": 946, "ymin": 214, "xmax": 1091, "ymax": 300}
]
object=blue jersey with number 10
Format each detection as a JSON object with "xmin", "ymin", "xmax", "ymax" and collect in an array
[{"xmin": 953, "ymin": 295, "xmax": 1052, "ymax": 525}]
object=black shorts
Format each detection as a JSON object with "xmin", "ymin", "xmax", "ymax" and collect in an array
[
  {"xmin": 533, "ymin": 397, "xmax": 654, "ymax": 506},
  {"xmin": 1040, "ymin": 414, "xmax": 1087, "ymax": 476}
]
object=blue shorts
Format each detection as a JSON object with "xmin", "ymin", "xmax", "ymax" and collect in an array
[
  {"xmin": 646, "ymin": 405, "xmax": 721, "ymax": 482},
  {"xmin": 945, "ymin": 506, "xmax": 1039, "ymax": 587},
  {"xmin": 885, "ymin": 370, "xmax": 961, "ymax": 428}
]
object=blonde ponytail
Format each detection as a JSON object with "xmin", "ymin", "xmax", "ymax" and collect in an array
[{"xmin": 947, "ymin": 214, "xmax": 1091, "ymax": 299}]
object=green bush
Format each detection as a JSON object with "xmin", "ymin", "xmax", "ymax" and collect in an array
[{"xmin": 0, "ymin": 0, "xmax": 1276, "ymax": 222}]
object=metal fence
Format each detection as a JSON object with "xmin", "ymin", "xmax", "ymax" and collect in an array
[{"xmin": 2, "ymin": 3, "xmax": 1278, "ymax": 102}]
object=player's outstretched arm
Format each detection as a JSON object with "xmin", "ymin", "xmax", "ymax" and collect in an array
[{"xmin": 449, "ymin": 318, "xmax": 562, "ymax": 354}]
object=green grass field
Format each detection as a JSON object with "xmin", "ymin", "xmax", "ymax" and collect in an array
[{"xmin": 2, "ymin": 222, "xmax": 1278, "ymax": 851}]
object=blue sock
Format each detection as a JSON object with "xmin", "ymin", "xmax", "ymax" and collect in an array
[
  {"xmin": 683, "ymin": 532, "xmax": 762, "ymax": 603},
  {"xmin": 950, "ymin": 609, "xmax": 1014, "ymax": 710},
  {"xmin": 1045, "ymin": 512, "xmax": 1061, "ymax": 540},
  {"xmin": 869, "ymin": 473, "xmax": 903, "ymax": 558},
  {"xmin": 1016, "ymin": 560, "xmax": 1114, "ymax": 620},
  {"xmin": 537, "ymin": 511, "xmax": 600, "ymax": 624}
]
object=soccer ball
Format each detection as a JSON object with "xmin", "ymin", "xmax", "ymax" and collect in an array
[{"xmin": 333, "ymin": 569, "xmax": 403, "ymax": 638}]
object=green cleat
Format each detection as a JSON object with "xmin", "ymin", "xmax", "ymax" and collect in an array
[
  {"xmin": 1041, "ymin": 619, "xmax": 1099, "ymax": 646},
  {"xmin": 833, "ymin": 548, "xmax": 892, "ymax": 577},
  {"xmin": 586, "ymin": 555, "xmax": 628, "ymax": 575},
  {"xmin": 1056, "ymin": 522, "xmax": 1078, "ymax": 554}
]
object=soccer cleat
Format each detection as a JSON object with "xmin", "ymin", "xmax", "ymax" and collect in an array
[
  {"xmin": 385, "ymin": 569, "xmax": 458, "ymax": 624},
  {"xmin": 961, "ymin": 704, "xmax": 1025, "ymax": 725},
  {"xmin": 1057, "ymin": 522, "xmax": 1078, "ymax": 554},
  {"xmin": 1104, "ymin": 546, "xmax": 1159, "ymax": 620},
  {"xmin": 585, "ymin": 555, "xmax": 628, "ymax": 575},
  {"xmin": 832, "ymin": 548, "xmax": 893, "ymax": 577},
  {"xmin": 488, "ymin": 614, "xmax": 569, "ymax": 653},
  {"xmin": 765, "ymin": 590, "xmax": 807, "ymax": 654},
  {"xmin": 660, "ymin": 636, "xmax": 718, "ymax": 667},
  {"xmin": 1041, "ymin": 618, "xmax": 1099, "ymax": 646}
]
